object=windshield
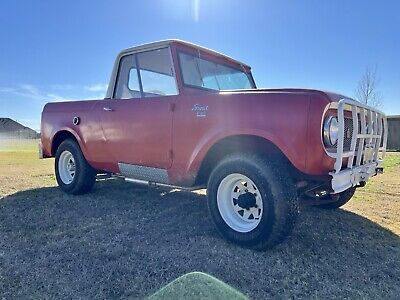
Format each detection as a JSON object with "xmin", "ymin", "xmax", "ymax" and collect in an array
[{"xmin": 178, "ymin": 52, "xmax": 255, "ymax": 91}]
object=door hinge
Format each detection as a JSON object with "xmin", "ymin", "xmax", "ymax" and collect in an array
[{"xmin": 169, "ymin": 102, "xmax": 175, "ymax": 112}]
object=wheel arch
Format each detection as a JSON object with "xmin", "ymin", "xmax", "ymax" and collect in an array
[
  {"xmin": 51, "ymin": 129, "xmax": 87, "ymax": 158},
  {"xmin": 194, "ymin": 134, "xmax": 296, "ymax": 186}
]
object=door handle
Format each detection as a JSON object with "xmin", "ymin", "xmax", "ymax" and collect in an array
[{"xmin": 103, "ymin": 107, "xmax": 113, "ymax": 112}]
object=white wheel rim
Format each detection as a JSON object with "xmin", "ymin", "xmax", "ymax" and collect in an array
[
  {"xmin": 58, "ymin": 150, "xmax": 76, "ymax": 184},
  {"xmin": 217, "ymin": 173, "xmax": 263, "ymax": 233}
]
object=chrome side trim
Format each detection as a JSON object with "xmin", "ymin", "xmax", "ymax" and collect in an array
[
  {"xmin": 118, "ymin": 163, "xmax": 169, "ymax": 184},
  {"xmin": 125, "ymin": 177, "xmax": 205, "ymax": 191}
]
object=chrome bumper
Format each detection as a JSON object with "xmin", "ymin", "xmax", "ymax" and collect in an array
[
  {"xmin": 331, "ymin": 161, "xmax": 382, "ymax": 193},
  {"xmin": 328, "ymin": 99, "xmax": 388, "ymax": 193}
]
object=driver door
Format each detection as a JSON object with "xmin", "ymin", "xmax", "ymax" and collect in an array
[{"xmin": 98, "ymin": 47, "xmax": 178, "ymax": 171}]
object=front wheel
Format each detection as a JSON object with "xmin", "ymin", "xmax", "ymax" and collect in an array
[
  {"xmin": 55, "ymin": 139, "xmax": 96, "ymax": 195},
  {"xmin": 207, "ymin": 153, "xmax": 299, "ymax": 250}
]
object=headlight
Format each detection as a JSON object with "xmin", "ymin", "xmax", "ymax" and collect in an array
[{"xmin": 323, "ymin": 116, "xmax": 339, "ymax": 146}]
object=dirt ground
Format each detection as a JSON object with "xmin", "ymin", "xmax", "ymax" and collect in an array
[{"xmin": 0, "ymin": 140, "xmax": 399, "ymax": 299}]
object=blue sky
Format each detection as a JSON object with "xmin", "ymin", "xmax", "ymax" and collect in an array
[{"xmin": 0, "ymin": 0, "xmax": 399, "ymax": 130}]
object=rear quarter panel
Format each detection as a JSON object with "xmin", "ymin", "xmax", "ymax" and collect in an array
[{"xmin": 41, "ymin": 100, "xmax": 109, "ymax": 169}]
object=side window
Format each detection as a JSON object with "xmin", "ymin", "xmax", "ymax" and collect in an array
[
  {"xmin": 179, "ymin": 53, "xmax": 203, "ymax": 87},
  {"xmin": 137, "ymin": 48, "xmax": 178, "ymax": 97},
  {"xmin": 114, "ymin": 54, "xmax": 141, "ymax": 99},
  {"xmin": 198, "ymin": 59, "xmax": 219, "ymax": 90},
  {"xmin": 128, "ymin": 68, "xmax": 140, "ymax": 91}
]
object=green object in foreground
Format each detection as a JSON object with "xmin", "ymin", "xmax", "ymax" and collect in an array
[{"xmin": 147, "ymin": 272, "xmax": 248, "ymax": 300}]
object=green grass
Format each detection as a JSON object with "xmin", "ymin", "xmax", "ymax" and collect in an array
[
  {"xmin": 383, "ymin": 152, "xmax": 400, "ymax": 169},
  {"xmin": 0, "ymin": 139, "xmax": 39, "ymax": 152},
  {"xmin": 355, "ymin": 152, "xmax": 400, "ymax": 194},
  {"xmin": 0, "ymin": 139, "xmax": 54, "ymax": 196}
]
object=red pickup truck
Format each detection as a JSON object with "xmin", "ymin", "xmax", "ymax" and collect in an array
[{"xmin": 40, "ymin": 40, "xmax": 388, "ymax": 249}]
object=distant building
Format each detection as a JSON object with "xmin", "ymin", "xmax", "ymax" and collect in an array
[
  {"xmin": 387, "ymin": 115, "xmax": 400, "ymax": 151},
  {"xmin": 0, "ymin": 118, "xmax": 40, "ymax": 139}
]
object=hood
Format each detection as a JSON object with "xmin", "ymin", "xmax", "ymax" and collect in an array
[{"xmin": 220, "ymin": 88, "xmax": 353, "ymax": 103}]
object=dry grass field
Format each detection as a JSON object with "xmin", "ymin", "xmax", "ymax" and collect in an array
[{"xmin": 0, "ymin": 139, "xmax": 399, "ymax": 299}]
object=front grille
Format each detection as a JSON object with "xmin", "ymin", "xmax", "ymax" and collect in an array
[
  {"xmin": 343, "ymin": 118, "xmax": 353, "ymax": 150},
  {"xmin": 327, "ymin": 99, "xmax": 388, "ymax": 173}
]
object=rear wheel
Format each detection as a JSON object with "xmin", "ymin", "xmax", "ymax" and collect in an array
[
  {"xmin": 207, "ymin": 153, "xmax": 299, "ymax": 250},
  {"xmin": 55, "ymin": 139, "xmax": 96, "ymax": 195}
]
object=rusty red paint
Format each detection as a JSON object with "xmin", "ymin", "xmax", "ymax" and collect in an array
[{"xmin": 41, "ymin": 41, "xmax": 344, "ymax": 187}]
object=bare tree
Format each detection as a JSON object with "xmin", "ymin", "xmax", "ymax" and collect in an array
[{"xmin": 355, "ymin": 65, "xmax": 383, "ymax": 108}]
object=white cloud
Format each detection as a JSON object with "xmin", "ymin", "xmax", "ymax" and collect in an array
[
  {"xmin": 0, "ymin": 84, "xmax": 72, "ymax": 102},
  {"xmin": 50, "ymin": 84, "xmax": 74, "ymax": 91},
  {"xmin": 0, "ymin": 83, "xmax": 106, "ymax": 103},
  {"xmin": 0, "ymin": 83, "xmax": 107, "ymax": 130},
  {"xmin": 19, "ymin": 84, "xmax": 39, "ymax": 93},
  {"xmin": 0, "ymin": 87, "xmax": 16, "ymax": 93},
  {"xmin": 19, "ymin": 84, "xmax": 42, "ymax": 98},
  {"xmin": 45, "ymin": 93, "xmax": 70, "ymax": 102},
  {"xmin": 85, "ymin": 83, "xmax": 108, "ymax": 92},
  {"xmin": 0, "ymin": 84, "xmax": 46, "ymax": 101},
  {"xmin": 79, "ymin": 94, "xmax": 106, "ymax": 100}
]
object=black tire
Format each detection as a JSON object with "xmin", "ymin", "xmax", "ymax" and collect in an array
[
  {"xmin": 207, "ymin": 153, "xmax": 299, "ymax": 250},
  {"xmin": 314, "ymin": 187, "xmax": 356, "ymax": 209},
  {"xmin": 55, "ymin": 139, "xmax": 96, "ymax": 195}
]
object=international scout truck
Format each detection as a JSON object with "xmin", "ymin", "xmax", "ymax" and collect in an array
[{"xmin": 40, "ymin": 40, "xmax": 388, "ymax": 249}]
